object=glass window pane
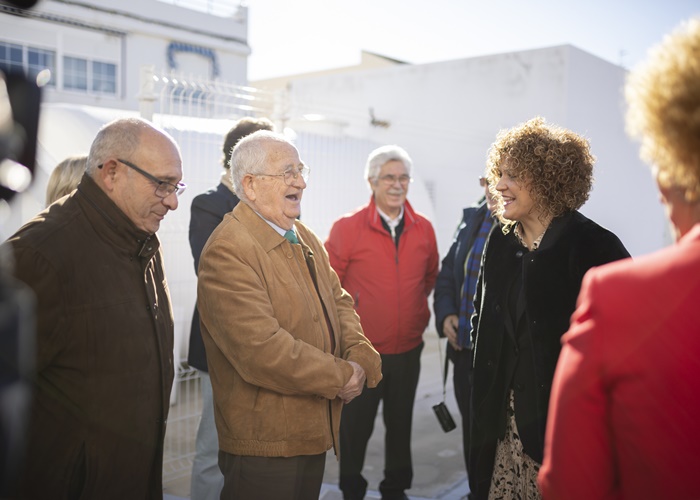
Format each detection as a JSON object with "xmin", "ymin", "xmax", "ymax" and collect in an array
[
  {"xmin": 91, "ymin": 60, "xmax": 116, "ymax": 94},
  {"xmin": 63, "ymin": 56, "xmax": 87, "ymax": 91},
  {"xmin": 28, "ymin": 47, "xmax": 55, "ymax": 87},
  {"xmin": 0, "ymin": 42, "xmax": 24, "ymax": 73}
]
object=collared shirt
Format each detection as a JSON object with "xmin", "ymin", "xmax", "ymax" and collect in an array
[
  {"xmin": 252, "ymin": 209, "xmax": 297, "ymax": 239},
  {"xmin": 376, "ymin": 204, "xmax": 405, "ymax": 240}
]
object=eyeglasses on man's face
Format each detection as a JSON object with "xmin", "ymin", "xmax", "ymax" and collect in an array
[
  {"xmin": 115, "ymin": 158, "xmax": 186, "ymax": 198},
  {"xmin": 377, "ymin": 174, "xmax": 412, "ymax": 186},
  {"xmin": 256, "ymin": 165, "xmax": 310, "ymax": 186}
]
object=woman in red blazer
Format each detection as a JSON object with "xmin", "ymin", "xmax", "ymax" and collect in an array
[{"xmin": 539, "ymin": 18, "xmax": 700, "ymax": 500}]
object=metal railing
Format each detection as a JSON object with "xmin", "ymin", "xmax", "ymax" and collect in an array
[
  {"xmin": 162, "ymin": 363, "xmax": 202, "ymax": 485},
  {"xmin": 155, "ymin": 0, "xmax": 245, "ymax": 18}
]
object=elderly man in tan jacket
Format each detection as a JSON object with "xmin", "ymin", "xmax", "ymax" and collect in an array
[{"xmin": 197, "ymin": 130, "xmax": 382, "ymax": 500}]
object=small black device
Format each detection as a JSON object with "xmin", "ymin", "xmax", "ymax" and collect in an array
[{"xmin": 432, "ymin": 401, "xmax": 457, "ymax": 433}]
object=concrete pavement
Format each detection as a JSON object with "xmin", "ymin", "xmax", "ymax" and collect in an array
[{"xmin": 164, "ymin": 333, "xmax": 471, "ymax": 499}]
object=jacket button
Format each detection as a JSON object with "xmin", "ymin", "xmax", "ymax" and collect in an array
[
  {"xmin": 515, "ymin": 250, "xmax": 523, "ymax": 258},
  {"xmin": 313, "ymin": 314, "xmax": 319, "ymax": 322},
  {"xmin": 286, "ymin": 252, "xmax": 293, "ymax": 259},
  {"xmin": 487, "ymin": 360, "xmax": 493, "ymax": 367},
  {"xmin": 146, "ymin": 305, "xmax": 151, "ymax": 311}
]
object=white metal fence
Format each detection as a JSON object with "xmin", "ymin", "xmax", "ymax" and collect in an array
[{"xmin": 162, "ymin": 363, "xmax": 201, "ymax": 485}]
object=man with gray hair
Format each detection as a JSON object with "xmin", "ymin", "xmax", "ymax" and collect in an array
[
  {"xmin": 325, "ymin": 145, "xmax": 439, "ymax": 500},
  {"xmin": 187, "ymin": 116, "xmax": 273, "ymax": 500},
  {"xmin": 3, "ymin": 117, "xmax": 185, "ymax": 498},
  {"xmin": 197, "ymin": 130, "xmax": 382, "ymax": 499}
]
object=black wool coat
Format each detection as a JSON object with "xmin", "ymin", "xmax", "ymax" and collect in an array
[
  {"xmin": 188, "ymin": 181, "xmax": 240, "ymax": 372},
  {"xmin": 468, "ymin": 210, "xmax": 630, "ymax": 500}
]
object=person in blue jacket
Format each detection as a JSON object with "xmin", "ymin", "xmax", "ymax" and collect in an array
[{"xmin": 433, "ymin": 176, "xmax": 496, "ymax": 497}]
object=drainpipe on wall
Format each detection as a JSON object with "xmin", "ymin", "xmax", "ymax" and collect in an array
[{"xmin": 137, "ymin": 65, "xmax": 156, "ymax": 122}]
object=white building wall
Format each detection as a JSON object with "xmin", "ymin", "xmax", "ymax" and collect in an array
[
  {"xmin": 563, "ymin": 47, "xmax": 670, "ymax": 255},
  {"xmin": 274, "ymin": 45, "xmax": 664, "ymax": 257},
  {"xmin": 0, "ymin": 0, "xmax": 249, "ymax": 110}
]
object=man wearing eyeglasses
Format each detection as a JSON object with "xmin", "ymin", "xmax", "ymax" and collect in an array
[
  {"xmin": 3, "ymin": 117, "xmax": 184, "ymax": 498},
  {"xmin": 186, "ymin": 116, "xmax": 273, "ymax": 500},
  {"xmin": 325, "ymin": 145, "xmax": 439, "ymax": 500},
  {"xmin": 197, "ymin": 130, "xmax": 382, "ymax": 500}
]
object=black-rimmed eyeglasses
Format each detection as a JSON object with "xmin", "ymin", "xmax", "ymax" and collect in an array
[
  {"xmin": 254, "ymin": 165, "xmax": 310, "ymax": 186},
  {"xmin": 109, "ymin": 158, "xmax": 186, "ymax": 198}
]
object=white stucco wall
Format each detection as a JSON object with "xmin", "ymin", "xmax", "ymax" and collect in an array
[{"xmin": 278, "ymin": 45, "xmax": 665, "ymax": 258}]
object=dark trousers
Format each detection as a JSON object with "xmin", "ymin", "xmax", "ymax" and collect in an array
[
  {"xmin": 449, "ymin": 344, "xmax": 474, "ymax": 475},
  {"xmin": 339, "ymin": 342, "xmax": 423, "ymax": 500},
  {"xmin": 218, "ymin": 451, "xmax": 326, "ymax": 500}
]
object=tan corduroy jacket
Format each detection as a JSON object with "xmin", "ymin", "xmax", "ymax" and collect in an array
[{"xmin": 198, "ymin": 202, "xmax": 382, "ymax": 458}]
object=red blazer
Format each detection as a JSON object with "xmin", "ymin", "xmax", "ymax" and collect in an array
[
  {"xmin": 325, "ymin": 197, "xmax": 439, "ymax": 354},
  {"xmin": 539, "ymin": 223, "xmax": 700, "ymax": 500}
]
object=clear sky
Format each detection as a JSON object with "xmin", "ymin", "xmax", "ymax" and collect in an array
[{"xmin": 242, "ymin": 0, "xmax": 700, "ymax": 81}]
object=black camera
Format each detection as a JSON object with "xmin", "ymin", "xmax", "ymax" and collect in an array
[
  {"xmin": 432, "ymin": 402, "xmax": 457, "ymax": 433},
  {"xmin": 0, "ymin": 69, "xmax": 41, "ymax": 202}
]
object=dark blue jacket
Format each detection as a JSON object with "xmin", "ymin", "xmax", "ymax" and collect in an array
[
  {"xmin": 188, "ymin": 182, "xmax": 240, "ymax": 371},
  {"xmin": 433, "ymin": 198, "xmax": 490, "ymax": 347}
]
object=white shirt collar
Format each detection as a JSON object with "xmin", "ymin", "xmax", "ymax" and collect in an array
[
  {"xmin": 376, "ymin": 205, "xmax": 404, "ymax": 229},
  {"xmin": 253, "ymin": 210, "xmax": 295, "ymax": 237}
]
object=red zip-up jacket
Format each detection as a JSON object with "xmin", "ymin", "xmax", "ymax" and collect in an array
[{"xmin": 325, "ymin": 197, "xmax": 439, "ymax": 354}]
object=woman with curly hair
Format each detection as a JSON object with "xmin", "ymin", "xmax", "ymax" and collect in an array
[
  {"xmin": 540, "ymin": 19, "xmax": 700, "ymax": 500},
  {"xmin": 468, "ymin": 117, "xmax": 629, "ymax": 500}
]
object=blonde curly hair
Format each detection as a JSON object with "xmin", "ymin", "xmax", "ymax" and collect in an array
[
  {"xmin": 625, "ymin": 17, "xmax": 700, "ymax": 201},
  {"xmin": 485, "ymin": 117, "xmax": 594, "ymax": 228}
]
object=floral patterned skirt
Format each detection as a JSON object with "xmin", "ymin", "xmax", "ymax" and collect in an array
[{"xmin": 487, "ymin": 390, "xmax": 542, "ymax": 500}]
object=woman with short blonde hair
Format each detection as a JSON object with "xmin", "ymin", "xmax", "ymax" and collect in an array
[{"xmin": 46, "ymin": 155, "xmax": 87, "ymax": 205}]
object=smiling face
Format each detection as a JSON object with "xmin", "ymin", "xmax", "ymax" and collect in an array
[
  {"xmin": 244, "ymin": 140, "xmax": 305, "ymax": 230},
  {"xmin": 110, "ymin": 128, "xmax": 183, "ymax": 234},
  {"xmin": 370, "ymin": 159, "xmax": 409, "ymax": 217},
  {"xmin": 495, "ymin": 161, "xmax": 539, "ymax": 225}
]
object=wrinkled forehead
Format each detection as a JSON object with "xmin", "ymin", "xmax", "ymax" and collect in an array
[
  {"xmin": 379, "ymin": 159, "xmax": 408, "ymax": 174},
  {"xmin": 267, "ymin": 140, "xmax": 302, "ymax": 164}
]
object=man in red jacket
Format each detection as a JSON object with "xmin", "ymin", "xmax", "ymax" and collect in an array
[{"xmin": 326, "ymin": 145, "xmax": 439, "ymax": 500}]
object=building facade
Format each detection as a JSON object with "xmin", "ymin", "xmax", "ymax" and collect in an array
[{"xmin": 0, "ymin": 0, "xmax": 249, "ymax": 110}]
